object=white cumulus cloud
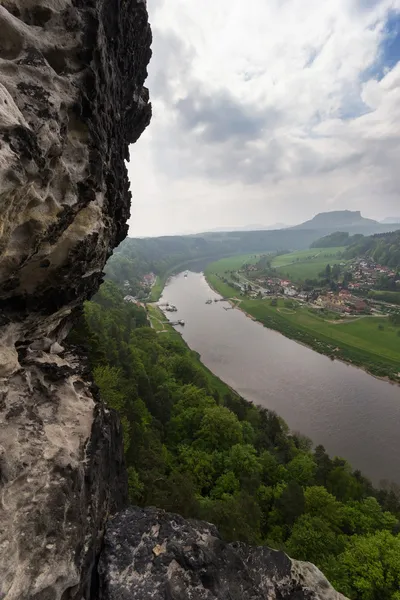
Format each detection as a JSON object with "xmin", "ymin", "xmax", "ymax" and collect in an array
[{"xmin": 127, "ymin": 0, "xmax": 400, "ymax": 236}]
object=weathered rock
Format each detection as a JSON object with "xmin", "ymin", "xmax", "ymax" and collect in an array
[
  {"xmin": 98, "ymin": 507, "xmax": 348, "ymax": 600},
  {"xmin": 0, "ymin": 0, "xmax": 151, "ymax": 598}
]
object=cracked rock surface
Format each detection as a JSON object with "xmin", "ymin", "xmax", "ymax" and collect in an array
[
  {"xmin": 99, "ymin": 507, "xmax": 348, "ymax": 600},
  {"xmin": 0, "ymin": 1, "xmax": 151, "ymax": 598}
]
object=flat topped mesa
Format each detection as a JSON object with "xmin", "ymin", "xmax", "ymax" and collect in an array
[{"xmin": 0, "ymin": 1, "xmax": 151, "ymax": 599}]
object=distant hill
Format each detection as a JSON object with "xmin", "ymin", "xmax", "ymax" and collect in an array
[
  {"xmin": 345, "ymin": 230, "xmax": 400, "ymax": 269},
  {"xmin": 310, "ymin": 231, "xmax": 365, "ymax": 248},
  {"xmin": 292, "ymin": 210, "xmax": 381, "ymax": 232},
  {"xmin": 381, "ymin": 217, "xmax": 400, "ymax": 224},
  {"xmin": 205, "ymin": 223, "xmax": 287, "ymax": 233}
]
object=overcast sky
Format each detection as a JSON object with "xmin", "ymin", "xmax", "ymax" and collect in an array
[{"xmin": 126, "ymin": 0, "xmax": 400, "ymax": 237}]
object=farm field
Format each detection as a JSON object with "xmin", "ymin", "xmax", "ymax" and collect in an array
[{"xmin": 271, "ymin": 247, "xmax": 346, "ymax": 281}]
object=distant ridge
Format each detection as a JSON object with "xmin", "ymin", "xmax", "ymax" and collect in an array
[
  {"xmin": 291, "ymin": 210, "xmax": 376, "ymax": 230},
  {"xmin": 381, "ymin": 217, "xmax": 400, "ymax": 224},
  {"xmin": 205, "ymin": 223, "xmax": 287, "ymax": 233},
  {"xmin": 291, "ymin": 210, "xmax": 400, "ymax": 235}
]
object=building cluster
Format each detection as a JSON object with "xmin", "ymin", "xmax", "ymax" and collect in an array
[
  {"xmin": 238, "ymin": 272, "xmax": 372, "ymax": 315},
  {"xmin": 346, "ymin": 259, "xmax": 399, "ymax": 291},
  {"xmin": 315, "ymin": 290, "xmax": 368, "ymax": 314}
]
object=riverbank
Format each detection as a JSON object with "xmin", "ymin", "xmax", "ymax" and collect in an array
[
  {"xmin": 146, "ymin": 304, "xmax": 244, "ymax": 400},
  {"xmin": 204, "ymin": 258, "xmax": 400, "ymax": 384}
]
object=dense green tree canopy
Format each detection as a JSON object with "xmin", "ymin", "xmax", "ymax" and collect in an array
[{"xmin": 68, "ymin": 280, "xmax": 400, "ymax": 600}]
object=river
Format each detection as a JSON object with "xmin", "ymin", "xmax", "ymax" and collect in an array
[{"xmin": 160, "ymin": 270, "xmax": 400, "ymax": 486}]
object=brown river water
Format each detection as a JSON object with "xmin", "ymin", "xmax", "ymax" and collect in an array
[{"xmin": 160, "ymin": 270, "xmax": 400, "ymax": 486}]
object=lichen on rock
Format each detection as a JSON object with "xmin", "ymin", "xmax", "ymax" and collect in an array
[{"xmin": 0, "ymin": 1, "xmax": 151, "ymax": 598}]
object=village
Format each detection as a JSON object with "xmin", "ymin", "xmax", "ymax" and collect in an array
[
  {"xmin": 122, "ymin": 271, "xmax": 157, "ymax": 304},
  {"xmin": 226, "ymin": 257, "xmax": 400, "ymax": 317}
]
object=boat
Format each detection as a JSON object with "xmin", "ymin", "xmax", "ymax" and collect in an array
[
  {"xmin": 178, "ymin": 319, "xmax": 185, "ymax": 326},
  {"xmin": 205, "ymin": 299, "xmax": 212, "ymax": 304},
  {"xmin": 184, "ymin": 270, "xmax": 188, "ymax": 277}
]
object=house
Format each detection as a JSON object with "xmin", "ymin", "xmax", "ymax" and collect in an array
[
  {"xmin": 284, "ymin": 287, "xmax": 297, "ymax": 297},
  {"xmin": 350, "ymin": 298, "xmax": 368, "ymax": 313},
  {"xmin": 339, "ymin": 290, "xmax": 351, "ymax": 299},
  {"xmin": 298, "ymin": 291, "xmax": 309, "ymax": 300}
]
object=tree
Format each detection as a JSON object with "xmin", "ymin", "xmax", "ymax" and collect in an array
[
  {"xmin": 325, "ymin": 264, "xmax": 332, "ymax": 279},
  {"xmin": 389, "ymin": 313, "xmax": 400, "ymax": 326},
  {"xmin": 195, "ymin": 405, "xmax": 243, "ymax": 451},
  {"xmin": 340, "ymin": 497, "xmax": 397, "ymax": 536},
  {"xmin": 332, "ymin": 264, "xmax": 341, "ymax": 280},
  {"xmin": 276, "ymin": 481, "xmax": 305, "ymax": 525},
  {"xmin": 343, "ymin": 271, "xmax": 353, "ymax": 287},
  {"xmin": 304, "ymin": 486, "xmax": 343, "ymax": 526},
  {"xmin": 227, "ymin": 444, "xmax": 262, "ymax": 485},
  {"xmin": 286, "ymin": 515, "xmax": 345, "ymax": 566},
  {"xmin": 167, "ymin": 387, "xmax": 215, "ymax": 446},
  {"xmin": 177, "ymin": 446, "xmax": 218, "ymax": 492},
  {"xmin": 314, "ymin": 445, "xmax": 333, "ymax": 486},
  {"xmin": 93, "ymin": 365, "xmax": 125, "ymax": 412},
  {"xmin": 286, "ymin": 453, "xmax": 317, "ymax": 486},
  {"xmin": 127, "ymin": 466, "xmax": 144, "ymax": 503},
  {"xmin": 199, "ymin": 492, "xmax": 262, "ymax": 544},
  {"xmin": 338, "ymin": 531, "xmax": 400, "ymax": 600},
  {"xmin": 211, "ymin": 471, "xmax": 240, "ymax": 499},
  {"xmin": 327, "ymin": 462, "xmax": 364, "ymax": 502},
  {"xmin": 260, "ymin": 450, "xmax": 287, "ymax": 486}
]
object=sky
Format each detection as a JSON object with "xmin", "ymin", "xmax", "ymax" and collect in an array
[{"xmin": 126, "ymin": 0, "xmax": 400, "ymax": 237}]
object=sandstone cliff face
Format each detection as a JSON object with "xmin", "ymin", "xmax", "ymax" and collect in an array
[
  {"xmin": 99, "ymin": 507, "xmax": 347, "ymax": 600},
  {"xmin": 0, "ymin": 1, "xmax": 151, "ymax": 598}
]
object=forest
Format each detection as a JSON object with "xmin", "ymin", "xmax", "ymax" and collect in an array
[
  {"xmin": 68, "ymin": 280, "xmax": 400, "ymax": 600},
  {"xmin": 345, "ymin": 230, "xmax": 400, "ymax": 269},
  {"xmin": 311, "ymin": 232, "xmax": 364, "ymax": 248}
]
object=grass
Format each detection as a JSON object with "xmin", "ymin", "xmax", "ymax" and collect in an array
[
  {"xmin": 147, "ymin": 305, "xmax": 168, "ymax": 332},
  {"xmin": 205, "ymin": 256, "xmax": 400, "ymax": 382},
  {"xmin": 149, "ymin": 276, "xmax": 166, "ymax": 302},
  {"xmin": 271, "ymin": 247, "xmax": 347, "ymax": 282},
  {"xmin": 205, "ymin": 253, "xmax": 261, "ymax": 271},
  {"xmin": 368, "ymin": 290, "xmax": 400, "ymax": 306}
]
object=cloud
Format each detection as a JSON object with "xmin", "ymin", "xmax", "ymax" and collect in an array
[{"xmin": 127, "ymin": 0, "xmax": 400, "ymax": 236}]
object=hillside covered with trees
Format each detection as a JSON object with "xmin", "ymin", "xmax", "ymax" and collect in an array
[
  {"xmin": 311, "ymin": 232, "xmax": 364, "ymax": 248},
  {"xmin": 68, "ymin": 280, "xmax": 400, "ymax": 600},
  {"xmin": 345, "ymin": 230, "xmax": 400, "ymax": 269}
]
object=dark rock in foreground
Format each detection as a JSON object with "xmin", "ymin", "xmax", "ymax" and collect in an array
[{"xmin": 99, "ymin": 507, "xmax": 348, "ymax": 600}]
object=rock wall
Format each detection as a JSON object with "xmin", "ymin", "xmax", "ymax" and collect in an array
[
  {"xmin": 99, "ymin": 506, "xmax": 348, "ymax": 600},
  {"xmin": 0, "ymin": 1, "xmax": 151, "ymax": 598}
]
